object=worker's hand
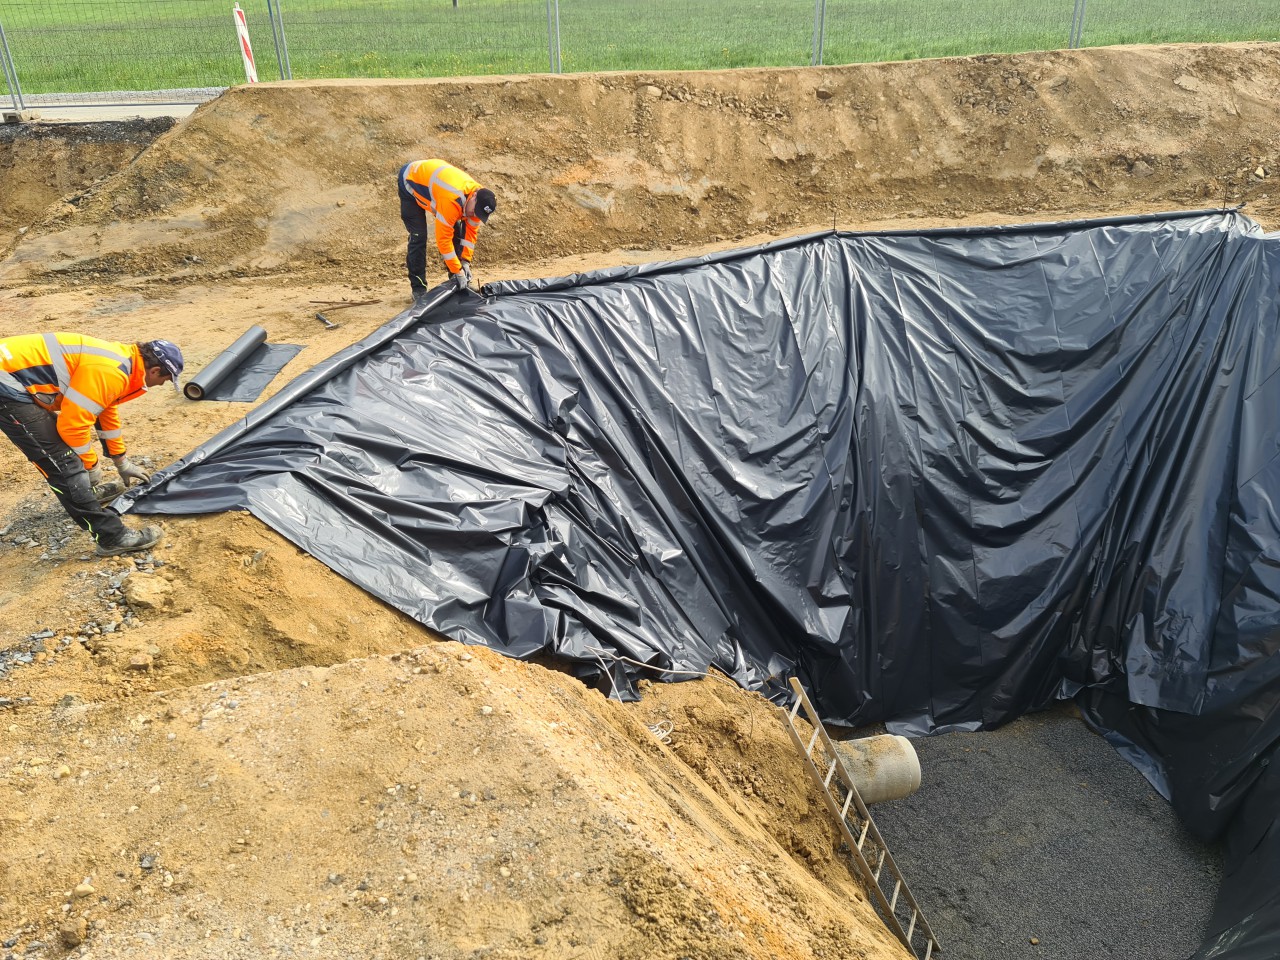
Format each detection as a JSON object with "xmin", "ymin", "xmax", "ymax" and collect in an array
[
  {"xmin": 452, "ymin": 271, "xmax": 469, "ymax": 293},
  {"xmin": 86, "ymin": 461, "xmax": 104, "ymax": 486},
  {"xmin": 461, "ymin": 263, "xmax": 473, "ymax": 287},
  {"xmin": 113, "ymin": 456, "xmax": 151, "ymax": 487}
]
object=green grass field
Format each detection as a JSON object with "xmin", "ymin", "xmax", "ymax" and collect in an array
[{"xmin": 0, "ymin": 0, "xmax": 1276, "ymax": 95}]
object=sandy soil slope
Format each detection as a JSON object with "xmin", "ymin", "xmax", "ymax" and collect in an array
[{"xmin": 1, "ymin": 41, "xmax": 1277, "ymax": 959}]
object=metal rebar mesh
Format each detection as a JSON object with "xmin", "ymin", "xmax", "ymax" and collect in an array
[
  {"xmin": 557, "ymin": 0, "xmax": 815, "ymax": 73},
  {"xmin": 0, "ymin": 0, "xmax": 1275, "ymax": 107},
  {"xmin": 0, "ymin": 0, "xmax": 274, "ymax": 103},
  {"xmin": 270, "ymin": 0, "xmax": 553, "ymax": 79},
  {"xmin": 819, "ymin": 0, "xmax": 1081, "ymax": 63},
  {"xmin": 1076, "ymin": 0, "xmax": 1278, "ymax": 47}
]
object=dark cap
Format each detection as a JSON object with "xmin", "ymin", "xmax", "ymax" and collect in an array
[
  {"xmin": 474, "ymin": 188, "xmax": 497, "ymax": 224},
  {"xmin": 143, "ymin": 339, "xmax": 184, "ymax": 392}
]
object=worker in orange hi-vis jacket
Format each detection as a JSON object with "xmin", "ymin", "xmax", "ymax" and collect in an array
[
  {"xmin": 0, "ymin": 333, "xmax": 183, "ymax": 557},
  {"xmin": 397, "ymin": 158, "xmax": 498, "ymax": 301}
]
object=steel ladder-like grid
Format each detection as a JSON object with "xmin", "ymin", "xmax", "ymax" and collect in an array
[{"xmin": 780, "ymin": 678, "xmax": 941, "ymax": 959}]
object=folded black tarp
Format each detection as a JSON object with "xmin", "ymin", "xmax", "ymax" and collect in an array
[
  {"xmin": 121, "ymin": 210, "xmax": 1280, "ymax": 958},
  {"xmin": 182, "ymin": 324, "xmax": 303, "ymax": 402}
]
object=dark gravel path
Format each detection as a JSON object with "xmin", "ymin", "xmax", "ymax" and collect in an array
[{"xmin": 867, "ymin": 702, "xmax": 1222, "ymax": 960}]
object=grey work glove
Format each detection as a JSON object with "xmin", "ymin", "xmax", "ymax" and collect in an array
[
  {"xmin": 86, "ymin": 461, "xmax": 104, "ymax": 486},
  {"xmin": 461, "ymin": 263, "xmax": 473, "ymax": 287},
  {"xmin": 451, "ymin": 270, "xmax": 469, "ymax": 292},
  {"xmin": 113, "ymin": 455, "xmax": 151, "ymax": 486}
]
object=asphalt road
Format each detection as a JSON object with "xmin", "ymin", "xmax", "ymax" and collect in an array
[{"xmin": 868, "ymin": 702, "xmax": 1222, "ymax": 960}]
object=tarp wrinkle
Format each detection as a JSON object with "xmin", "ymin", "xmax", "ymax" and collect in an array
[{"xmin": 130, "ymin": 211, "xmax": 1280, "ymax": 958}]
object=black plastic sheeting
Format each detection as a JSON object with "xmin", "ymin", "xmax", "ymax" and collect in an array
[
  {"xmin": 183, "ymin": 324, "xmax": 302, "ymax": 402},
  {"xmin": 121, "ymin": 210, "xmax": 1280, "ymax": 958}
]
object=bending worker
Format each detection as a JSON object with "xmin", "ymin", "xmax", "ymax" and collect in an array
[
  {"xmin": 0, "ymin": 332, "xmax": 183, "ymax": 557},
  {"xmin": 398, "ymin": 158, "xmax": 497, "ymax": 300}
]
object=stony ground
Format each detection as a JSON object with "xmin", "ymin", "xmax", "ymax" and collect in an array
[{"xmin": 1, "ymin": 41, "xmax": 1277, "ymax": 960}]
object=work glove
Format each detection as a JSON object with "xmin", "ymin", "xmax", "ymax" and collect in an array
[
  {"xmin": 113, "ymin": 455, "xmax": 151, "ymax": 486},
  {"xmin": 452, "ymin": 270, "xmax": 469, "ymax": 293},
  {"xmin": 461, "ymin": 263, "xmax": 473, "ymax": 287},
  {"xmin": 86, "ymin": 461, "xmax": 104, "ymax": 486}
]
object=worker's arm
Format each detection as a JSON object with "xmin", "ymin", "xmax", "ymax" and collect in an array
[
  {"xmin": 58, "ymin": 365, "xmax": 127, "ymax": 470},
  {"xmin": 431, "ymin": 190, "xmax": 465, "ymax": 275},
  {"xmin": 434, "ymin": 222, "xmax": 464, "ymax": 274},
  {"xmin": 460, "ymin": 218, "xmax": 479, "ymax": 264},
  {"xmin": 95, "ymin": 403, "xmax": 127, "ymax": 459}
]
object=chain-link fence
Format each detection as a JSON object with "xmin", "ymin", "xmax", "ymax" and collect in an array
[{"xmin": 1, "ymin": 0, "xmax": 1277, "ymax": 110}]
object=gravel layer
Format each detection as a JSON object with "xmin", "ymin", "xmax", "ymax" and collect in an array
[{"xmin": 868, "ymin": 702, "xmax": 1222, "ymax": 960}]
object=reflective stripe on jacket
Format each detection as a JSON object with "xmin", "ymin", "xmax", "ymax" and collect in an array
[
  {"xmin": 0, "ymin": 333, "xmax": 146, "ymax": 468},
  {"xmin": 401, "ymin": 159, "xmax": 483, "ymax": 275}
]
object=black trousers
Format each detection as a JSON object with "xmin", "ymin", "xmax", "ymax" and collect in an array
[
  {"xmin": 0, "ymin": 398, "xmax": 127, "ymax": 544},
  {"xmin": 398, "ymin": 168, "xmax": 465, "ymax": 295}
]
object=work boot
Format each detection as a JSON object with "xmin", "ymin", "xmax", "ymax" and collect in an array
[
  {"xmin": 95, "ymin": 524, "xmax": 164, "ymax": 558},
  {"xmin": 91, "ymin": 479, "xmax": 128, "ymax": 505}
]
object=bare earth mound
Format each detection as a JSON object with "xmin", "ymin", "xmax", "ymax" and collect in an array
[{"xmin": 1, "ymin": 42, "xmax": 1276, "ymax": 959}]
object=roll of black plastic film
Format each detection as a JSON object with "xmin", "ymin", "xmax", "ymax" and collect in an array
[{"xmin": 183, "ymin": 325, "xmax": 269, "ymax": 401}]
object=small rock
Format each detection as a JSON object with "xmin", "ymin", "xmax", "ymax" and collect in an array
[
  {"xmin": 73, "ymin": 881, "xmax": 95, "ymax": 898},
  {"xmin": 1256, "ymin": 166, "xmax": 1267, "ymax": 179},
  {"xmin": 1030, "ymin": 937, "xmax": 1040, "ymax": 945},
  {"xmin": 643, "ymin": 85, "xmax": 661, "ymax": 99},
  {"xmin": 54, "ymin": 765, "xmax": 72, "ymax": 780},
  {"xmin": 815, "ymin": 86, "xmax": 833, "ymax": 100},
  {"xmin": 122, "ymin": 574, "xmax": 172, "ymax": 611},
  {"xmin": 480, "ymin": 705, "xmax": 493, "ymax": 716},
  {"xmin": 59, "ymin": 916, "xmax": 87, "ymax": 947}
]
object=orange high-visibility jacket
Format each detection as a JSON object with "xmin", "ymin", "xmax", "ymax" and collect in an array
[
  {"xmin": 0, "ymin": 332, "xmax": 148, "ymax": 469},
  {"xmin": 401, "ymin": 159, "xmax": 484, "ymax": 276}
]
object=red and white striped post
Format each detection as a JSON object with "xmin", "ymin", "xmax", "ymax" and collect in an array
[{"xmin": 232, "ymin": 3, "xmax": 259, "ymax": 83}]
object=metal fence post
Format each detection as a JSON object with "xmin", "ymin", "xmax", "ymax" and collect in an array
[
  {"xmin": 811, "ymin": 0, "xmax": 827, "ymax": 67},
  {"xmin": 0, "ymin": 15, "xmax": 25, "ymax": 112},
  {"xmin": 545, "ymin": 0, "xmax": 555, "ymax": 73},
  {"xmin": 553, "ymin": 0, "xmax": 562, "ymax": 73},
  {"xmin": 1069, "ymin": 0, "xmax": 1088, "ymax": 48},
  {"xmin": 265, "ymin": 0, "xmax": 287, "ymax": 81},
  {"xmin": 273, "ymin": 0, "xmax": 294, "ymax": 79}
]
